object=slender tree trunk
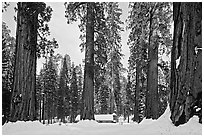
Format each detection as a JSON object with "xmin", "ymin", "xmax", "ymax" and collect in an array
[
  {"xmin": 114, "ymin": 71, "xmax": 121, "ymax": 115},
  {"xmin": 109, "ymin": 87, "xmax": 115, "ymax": 114},
  {"xmin": 148, "ymin": 41, "xmax": 158, "ymax": 120},
  {"xmin": 127, "ymin": 110, "xmax": 129, "ymax": 123},
  {"xmin": 81, "ymin": 2, "xmax": 95, "ymax": 120},
  {"xmin": 146, "ymin": 8, "xmax": 153, "ymax": 119},
  {"xmin": 39, "ymin": 96, "xmax": 42, "ymax": 122},
  {"xmin": 10, "ymin": 2, "xmax": 38, "ymax": 122},
  {"xmin": 170, "ymin": 2, "xmax": 202, "ymax": 126},
  {"xmin": 42, "ymin": 93, "xmax": 45, "ymax": 124},
  {"xmin": 133, "ymin": 65, "xmax": 139, "ymax": 122},
  {"xmin": 52, "ymin": 95, "xmax": 55, "ymax": 123}
]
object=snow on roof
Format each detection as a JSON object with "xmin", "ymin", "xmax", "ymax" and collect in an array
[
  {"xmin": 75, "ymin": 114, "xmax": 116, "ymax": 121},
  {"xmin": 95, "ymin": 114, "xmax": 114, "ymax": 121}
]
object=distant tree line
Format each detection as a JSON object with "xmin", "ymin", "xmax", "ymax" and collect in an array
[{"xmin": 35, "ymin": 54, "xmax": 83, "ymax": 124}]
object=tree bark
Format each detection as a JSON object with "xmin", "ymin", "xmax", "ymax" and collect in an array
[
  {"xmin": 81, "ymin": 2, "xmax": 95, "ymax": 120},
  {"xmin": 10, "ymin": 2, "xmax": 38, "ymax": 122},
  {"xmin": 170, "ymin": 2, "xmax": 202, "ymax": 126}
]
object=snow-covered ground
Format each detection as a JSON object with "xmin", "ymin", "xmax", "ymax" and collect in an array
[{"xmin": 2, "ymin": 107, "xmax": 202, "ymax": 135}]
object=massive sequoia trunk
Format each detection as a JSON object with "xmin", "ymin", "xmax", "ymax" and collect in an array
[
  {"xmin": 146, "ymin": 5, "xmax": 159, "ymax": 119},
  {"xmin": 10, "ymin": 2, "xmax": 38, "ymax": 121},
  {"xmin": 81, "ymin": 2, "xmax": 95, "ymax": 120},
  {"xmin": 146, "ymin": 41, "xmax": 158, "ymax": 119},
  {"xmin": 170, "ymin": 2, "xmax": 202, "ymax": 126}
]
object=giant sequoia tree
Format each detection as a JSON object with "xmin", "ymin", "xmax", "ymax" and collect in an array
[
  {"xmin": 65, "ymin": 2, "xmax": 95, "ymax": 120},
  {"xmin": 10, "ymin": 3, "xmax": 41, "ymax": 121},
  {"xmin": 146, "ymin": 2, "xmax": 172, "ymax": 119},
  {"xmin": 65, "ymin": 2, "xmax": 124, "ymax": 119},
  {"xmin": 170, "ymin": 2, "xmax": 202, "ymax": 126},
  {"xmin": 127, "ymin": 2, "xmax": 172, "ymax": 121},
  {"xmin": 9, "ymin": 2, "xmax": 55, "ymax": 122}
]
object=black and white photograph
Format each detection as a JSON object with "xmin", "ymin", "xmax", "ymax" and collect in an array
[{"xmin": 2, "ymin": 1, "xmax": 202, "ymax": 135}]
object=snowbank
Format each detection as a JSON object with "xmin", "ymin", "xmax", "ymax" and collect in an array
[
  {"xmin": 140, "ymin": 118, "xmax": 156, "ymax": 125},
  {"xmin": 76, "ymin": 120, "xmax": 99, "ymax": 126},
  {"xmin": 2, "ymin": 121, "xmax": 44, "ymax": 135},
  {"xmin": 2, "ymin": 107, "xmax": 202, "ymax": 135}
]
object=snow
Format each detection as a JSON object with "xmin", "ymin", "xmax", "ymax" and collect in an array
[
  {"xmin": 2, "ymin": 107, "xmax": 202, "ymax": 135},
  {"xmin": 161, "ymin": 54, "xmax": 170, "ymax": 62},
  {"xmin": 75, "ymin": 115, "xmax": 80, "ymax": 121},
  {"xmin": 176, "ymin": 56, "xmax": 181, "ymax": 69},
  {"xmin": 194, "ymin": 46, "xmax": 202, "ymax": 54}
]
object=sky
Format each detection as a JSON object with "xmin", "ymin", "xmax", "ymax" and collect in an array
[{"xmin": 2, "ymin": 2, "xmax": 130, "ymax": 74}]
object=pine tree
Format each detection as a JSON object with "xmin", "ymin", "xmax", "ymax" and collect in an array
[
  {"xmin": 36, "ymin": 74, "xmax": 43, "ymax": 122},
  {"xmin": 75, "ymin": 64, "xmax": 83, "ymax": 117},
  {"xmin": 125, "ymin": 74, "xmax": 134, "ymax": 120},
  {"xmin": 99, "ymin": 85, "xmax": 110, "ymax": 114},
  {"xmin": 70, "ymin": 64, "xmax": 78, "ymax": 123},
  {"xmin": 92, "ymin": 3, "xmax": 106, "ymax": 114},
  {"xmin": 170, "ymin": 2, "xmax": 202, "ymax": 126},
  {"xmin": 38, "ymin": 67, "xmax": 46, "ymax": 124},
  {"xmin": 127, "ymin": 2, "xmax": 149, "ymax": 122},
  {"xmin": 93, "ymin": 3, "xmax": 109, "ymax": 115},
  {"xmin": 93, "ymin": 2, "xmax": 124, "ymax": 115},
  {"xmin": 2, "ymin": 21, "xmax": 15, "ymax": 124},
  {"xmin": 57, "ymin": 54, "xmax": 71, "ymax": 122},
  {"xmin": 119, "ymin": 74, "xmax": 128, "ymax": 117},
  {"xmin": 104, "ymin": 2, "xmax": 124, "ymax": 115},
  {"xmin": 2, "ymin": 22, "xmax": 15, "ymax": 92},
  {"xmin": 43, "ymin": 57, "xmax": 58, "ymax": 124}
]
